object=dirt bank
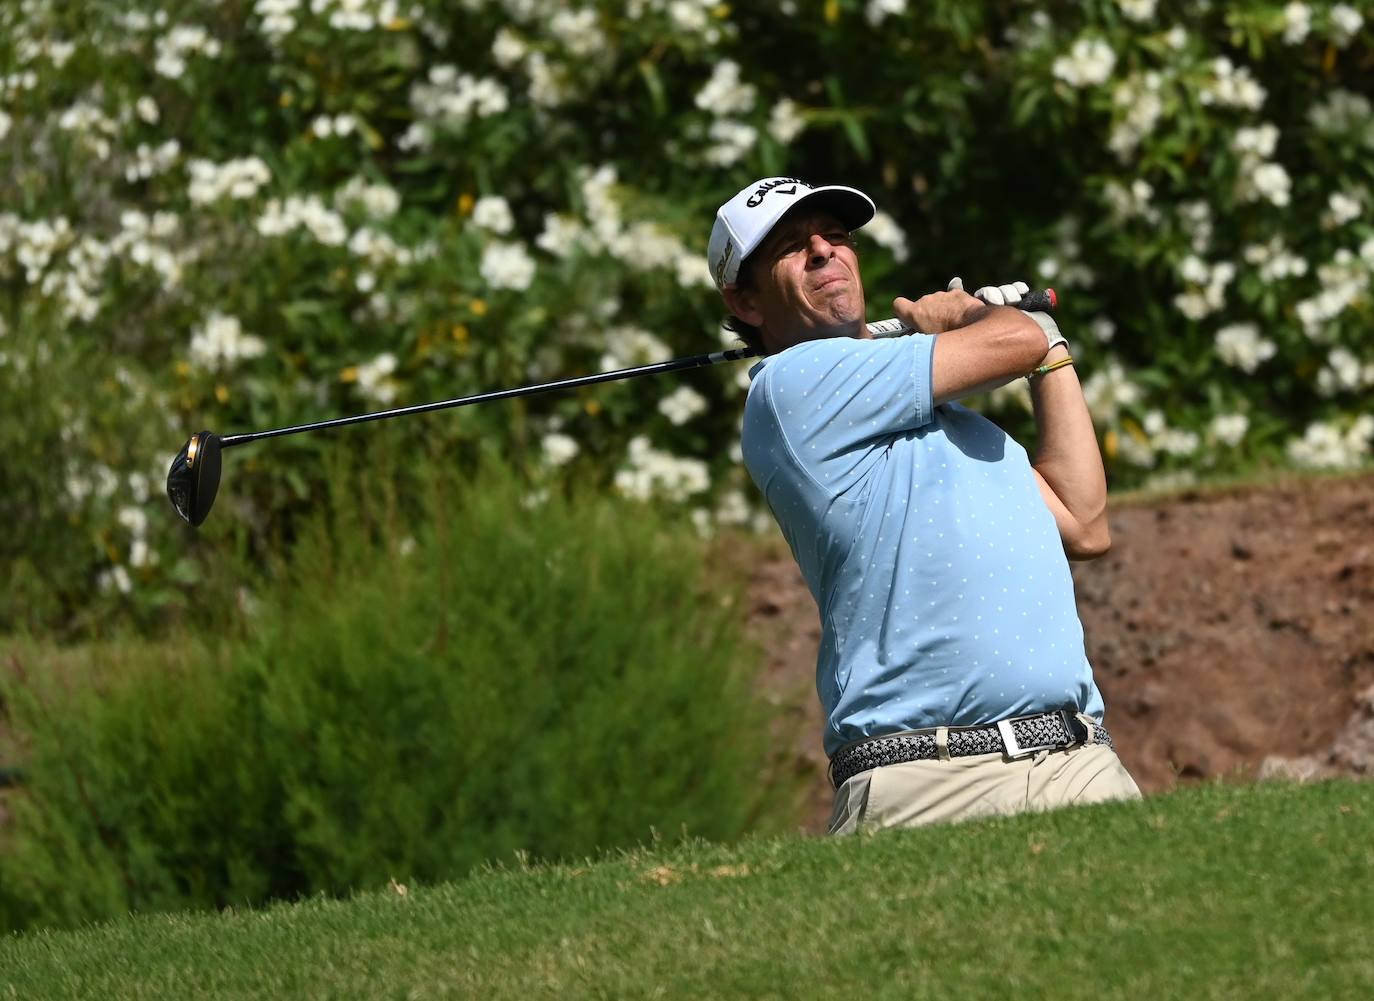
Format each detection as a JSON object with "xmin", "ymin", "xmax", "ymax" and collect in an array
[{"xmin": 742, "ymin": 472, "xmax": 1374, "ymax": 831}]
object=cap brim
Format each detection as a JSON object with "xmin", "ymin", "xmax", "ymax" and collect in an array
[
  {"xmin": 735, "ymin": 185, "xmax": 876, "ymax": 274},
  {"xmin": 785, "ymin": 185, "xmax": 876, "ymax": 232}
]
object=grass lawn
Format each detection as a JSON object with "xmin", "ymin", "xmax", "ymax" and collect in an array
[{"xmin": 2, "ymin": 778, "xmax": 1371, "ymax": 1000}]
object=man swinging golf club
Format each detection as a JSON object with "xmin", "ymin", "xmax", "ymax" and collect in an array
[{"xmin": 710, "ymin": 177, "xmax": 1140, "ymax": 833}]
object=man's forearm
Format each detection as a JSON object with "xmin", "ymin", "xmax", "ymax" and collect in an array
[
  {"xmin": 929, "ymin": 305, "xmax": 1051, "ymax": 406},
  {"xmin": 1028, "ymin": 345, "xmax": 1110, "ymax": 557}
]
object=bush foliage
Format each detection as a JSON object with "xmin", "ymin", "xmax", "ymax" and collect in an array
[
  {"xmin": 0, "ymin": 454, "xmax": 795, "ymax": 933},
  {"xmin": 2, "ymin": 0, "xmax": 1372, "ymax": 631}
]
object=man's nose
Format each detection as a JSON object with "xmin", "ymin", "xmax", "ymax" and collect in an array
[{"xmin": 806, "ymin": 233, "xmax": 835, "ymax": 266}]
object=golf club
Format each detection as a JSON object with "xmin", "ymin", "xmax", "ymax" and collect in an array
[{"xmin": 167, "ymin": 289, "xmax": 1057, "ymax": 527}]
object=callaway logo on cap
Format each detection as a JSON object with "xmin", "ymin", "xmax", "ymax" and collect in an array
[{"xmin": 708, "ymin": 176, "xmax": 876, "ymax": 289}]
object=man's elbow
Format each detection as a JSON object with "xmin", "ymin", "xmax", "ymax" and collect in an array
[{"xmin": 1064, "ymin": 520, "xmax": 1111, "ymax": 561}]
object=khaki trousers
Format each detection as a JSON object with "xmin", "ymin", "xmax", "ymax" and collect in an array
[{"xmin": 827, "ymin": 741, "xmax": 1141, "ymax": 835}]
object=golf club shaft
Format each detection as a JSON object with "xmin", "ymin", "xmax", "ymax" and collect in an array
[
  {"xmin": 220, "ymin": 346, "xmax": 758, "ymax": 448},
  {"xmin": 221, "ymin": 289, "xmax": 1056, "ymax": 449}
]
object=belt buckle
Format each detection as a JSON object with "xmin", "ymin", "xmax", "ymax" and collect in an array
[{"xmin": 997, "ymin": 709, "xmax": 1073, "ymax": 760}]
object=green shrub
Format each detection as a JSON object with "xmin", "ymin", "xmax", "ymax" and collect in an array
[
  {"xmin": 0, "ymin": 453, "xmax": 799, "ymax": 933},
  {"xmin": 7, "ymin": 0, "xmax": 1371, "ymax": 633}
]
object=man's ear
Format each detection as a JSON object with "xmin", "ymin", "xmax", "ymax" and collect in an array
[{"xmin": 721, "ymin": 282, "xmax": 764, "ymax": 326}]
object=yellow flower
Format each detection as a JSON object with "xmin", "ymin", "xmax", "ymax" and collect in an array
[
  {"xmin": 385, "ymin": 17, "xmax": 412, "ymax": 31},
  {"xmin": 174, "ymin": 360, "xmax": 190, "ymax": 377},
  {"xmin": 452, "ymin": 324, "xmax": 470, "ymax": 343},
  {"xmin": 584, "ymin": 398, "xmax": 602, "ymax": 416},
  {"xmin": 712, "ymin": 3, "xmax": 731, "ymax": 16},
  {"xmin": 215, "ymin": 385, "xmax": 230, "ymax": 403},
  {"xmin": 279, "ymin": 92, "xmax": 294, "ymax": 108},
  {"xmin": 457, "ymin": 193, "xmax": 475, "ymax": 216},
  {"xmin": 469, "ymin": 298, "xmax": 487, "ymax": 316},
  {"xmin": 340, "ymin": 366, "xmax": 359, "ymax": 383},
  {"xmin": 824, "ymin": 0, "xmax": 839, "ymax": 24},
  {"xmin": 1103, "ymin": 429, "xmax": 1119, "ymax": 460}
]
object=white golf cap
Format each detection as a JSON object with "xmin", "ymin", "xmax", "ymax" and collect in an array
[{"xmin": 707, "ymin": 177, "xmax": 875, "ymax": 290}]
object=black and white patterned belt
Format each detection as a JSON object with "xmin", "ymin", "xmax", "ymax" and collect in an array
[{"xmin": 828, "ymin": 709, "xmax": 1113, "ymax": 789}]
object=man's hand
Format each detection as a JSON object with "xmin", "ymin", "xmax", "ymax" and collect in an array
[
  {"xmin": 952, "ymin": 276, "xmax": 1067, "ymax": 355},
  {"xmin": 892, "ymin": 278, "xmax": 987, "ymax": 333},
  {"xmin": 967, "ymin": 279, "xmax": 1029, "ymax": 306}
]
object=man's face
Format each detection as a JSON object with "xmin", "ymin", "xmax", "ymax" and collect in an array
[{"xmin": 726, "ymin": 210, "xmax": 866, "ymax": 351}]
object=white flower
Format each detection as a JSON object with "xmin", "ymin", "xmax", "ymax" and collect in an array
[
  {"xmin": 1215, "ymin": 323, "xmax": 1277, "ymax": 373},
  {"xmin": 472, "ymin": 196, "xmax": 514, "ymax": 234},
  {"xmin": 255, "ymin": 0, "xmax": 300, "ymax": 40},
  {"xmin": 526, "ymin": 53, "xmax": 574, "ymax": 108},
  {"xmin": 355, "ymin": 352, "xmax": 398, "ymax": 404},
  {"xmin": 1200, "ymin": 57, "xmax": 1266, "ymax": 110},
  {"xmin": 549, "ymin": 8, "xmax": 605, "ymax": 57},
  {"xmin": 1282, "ymin": 3, "xmax": 1311, "ymax": 44},
  {"xmin": 129, "ymin": 538, "xmax": 156, "ymax": 568},
  {"xmin": 1164, "ymin": 26, "xmax": 1188, "ymax": 49},
  {"xmin": 1248, "ymin": 163, "xmax": 1292, "ymax": 207},
  {"xmin": 1081, "ymin": 360, "xmax": 1141, "ymax": 422},
  {"xmin": 189, "ymin": 313, "xmax": 266, "ymax": 370},
  {"xmin": 658, "ymin": 385, "xmax": 708, "ymax": 425},
  {"xmin": 1090, "ymin": 317, "xmax": 1116, "ymax": 342},
  {"xmin": 601, "ymin": 326, "xmax": 671, "ymax": 370},
  {"xmin": 136, "ymin": 96, "xmax": 160, "ymax": 124},
  {"xmin": 863, "ymin": 211, "xmax": 909, "ymax": 262},
  {"xmin": 410, "ymin": 66, "xmax": 509, "ymax": 124},
  {"xmin": 1116, "ymin": 0, "xmax": 1155, "ymax": 21},
  {"xmin": 865, "ymin": 0, "xmax": 907, "ymax": 25},
  {"xmin": 154, "ymin": 25, "xmax": 222, "ymax": 79},
  {"xmin": 1052, "ymin": 37, "xmax": 1116, "ymax": 88},
  {"xmin": 335, "ymin": 177, "xmax": 400, "ymax": 219},
  {"xmin": 1287, "ymin": 416, "xmax": 1374, "ymax": 469},
  {"xmin": 1232, "ymin": 123, "xmax": 1279, "ymax": 160},
  {"xmin": 715, "ymin": 489, "xmax": 752, "ymax": 526},
  {"xmin": 613, "ymin": 435, "xmax": 711, "ymax": 502},
  {"xmin": 1243, "ymin": 237, "xmax": 1308, "ymax": 281},
  {"xmin": 118, "ymin": 506, "xmax": 149, "ymax": 536},
  {"xmin": 702, "ymin": 119, "xmax": 757, "ymax": 167},
  {"xmin": 695, "ymin": 60, "xmax": 756, "ymax": 115},
  {"xmin": 187, "ymin": 157, "xmax": 272, "ymax": 204},
  {"xmin": 1208, "ymin": 413, "xmax": 1249, "ymax": 447},
  {"xmin": 1329, "ymin": 4, "xmax": 1363, "ymax": 46},
  {"xmin": 541, "ymin": 432, "xmax": 580, "ymax": 466},
  {"xmin": 1108, "ymin": 75, "xmax": 1163, "ymax": 160},
  {"xmin": 1324, "ymin": 191, "xmax": 1362, "ymax": 228},
  {"xmin": 479, "ymin": 241, "xmax": 536, "ymax": 291},
  {"xmin": 492, "ymin": 28, "xmax": 527, "ymax": 67},
  {"xmin": 1316, "ymin": 347, "xmax": 1374, "ymax": 396},
  {"xmin": 768, "ymin": 99, "xmax": 806, "ymax": 144},
  {"xmin": 98, "ymin": 565, "xmax": 134, "ymax": 594},
  {"xmin": 536, "ymin": 213, "xmax": 585, "ymax": 258}
]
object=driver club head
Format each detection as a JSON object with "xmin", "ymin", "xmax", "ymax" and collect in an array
[{"xmin": 166, "ymin": 430, "xmax": 223, "ymax": 527}]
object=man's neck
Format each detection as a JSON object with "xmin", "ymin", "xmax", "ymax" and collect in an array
[{"xmin": 762, "ymin": 320, "xmax": 865, "ymax": 355}]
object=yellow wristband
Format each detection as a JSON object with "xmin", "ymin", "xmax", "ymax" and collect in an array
[{"xmin": 1028, "ymin": 356, "xmax": 1074, "ymax": 380}]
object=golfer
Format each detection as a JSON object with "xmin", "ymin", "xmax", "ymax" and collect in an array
[{"xmin": 709, "ymin": 177, "xmax": 1141, "ymax": 833}]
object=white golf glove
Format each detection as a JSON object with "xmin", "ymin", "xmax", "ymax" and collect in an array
[{"xmin": 947, "ymin": 277, "xmax": 1066, "ymax": 352}]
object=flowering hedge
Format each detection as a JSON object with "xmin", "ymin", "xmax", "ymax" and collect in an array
[{"xmin": 1, "ymin": 0, "xmax": 1371, "ymax": 632}]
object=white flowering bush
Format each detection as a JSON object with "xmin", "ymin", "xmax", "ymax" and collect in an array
[{"xmin": 1, "ymin": 0, "xmax": 1371, "ymax": 632}]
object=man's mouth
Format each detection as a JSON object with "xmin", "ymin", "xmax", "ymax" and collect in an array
[{"xmin": 812, "ymin": 274, "xmax": 846, "ymax": 291}]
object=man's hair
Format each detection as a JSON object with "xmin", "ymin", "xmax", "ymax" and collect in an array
[{"xmin": 720, "ymin": 255, "xmax": 765, "ymax": 354}]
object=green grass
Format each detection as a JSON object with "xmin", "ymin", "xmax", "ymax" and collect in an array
[{"xmin": 2, "ymin": 779, "xmax": 1371, "ymax": 1000}]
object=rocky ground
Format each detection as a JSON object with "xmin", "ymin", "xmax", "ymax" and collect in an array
[{"xmin": 742, "ymin": 471, "xmax": 1374, "ymax": 831}]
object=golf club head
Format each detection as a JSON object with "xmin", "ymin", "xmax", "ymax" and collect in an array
[{"xmin": 166, "ymin": 430, "xmax": 222, "ymax": 527}]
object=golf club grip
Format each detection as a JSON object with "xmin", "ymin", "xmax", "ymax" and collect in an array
[{"xmin": 864, "ymin": 287, "xmax": 1057, "ymax": 339}]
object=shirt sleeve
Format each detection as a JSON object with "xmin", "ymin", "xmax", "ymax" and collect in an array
[{"xmin": 753, "ymin": 334, "xmax": 937, "ymax": 491}]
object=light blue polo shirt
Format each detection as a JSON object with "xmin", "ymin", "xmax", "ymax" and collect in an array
[{"xmin": 741, "ymin": 333, "xmax": 1105, "ymax": 756}]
